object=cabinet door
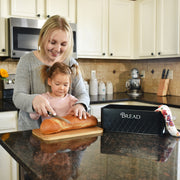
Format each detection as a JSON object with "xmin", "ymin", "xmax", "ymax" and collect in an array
[
  {"xmin": 109, "ymin": 0, "xmax": 134, "ymax": 58},
  {"xmin": 0, "ymin": 146, "xmax": 19, "ymax": 180},
  {"xmin": 137, "ymin": 0, "xmax": 179, "ymax": 58},
  {"xmin": 0, "ymin": 0, "xmax": 8, "ymax": 56},
  {"xmin": 157, "ymin": 0, "xmax": 179, "ymax": 56},
  {"xmin": 46, "ymin": 0, "xmax": 76, "ymax": 22},
  {"xmin": 77, "ymin": 0, "xmax": 105, "ymax": 57},
  {"xmin": 11, "ymin": 0, "xmax": 40, "ymax": 18},
  {"xmin": 0, "ymin": 111, "xmax": 18, "ymax": 180},
  {"xmin": 138, "ymin": 0, "xmax": 156, "ymax": 57}
]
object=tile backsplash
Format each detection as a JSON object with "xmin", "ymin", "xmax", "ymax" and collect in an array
[
  {"xmin": 77, "ymin": 57, "xmax": 180, "ymax": 96},
  {"xmin": 0, "ymin": 57, "xmax": 180, "ymax": 98}
]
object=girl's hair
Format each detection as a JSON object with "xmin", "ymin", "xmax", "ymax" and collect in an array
[
  {"xmin": 41, "ymin": 62, "xmax": 78, "ymax": 89},
  {"xmin": 38, "ymin": 15, "xmax": 73, "ymax": 62}
]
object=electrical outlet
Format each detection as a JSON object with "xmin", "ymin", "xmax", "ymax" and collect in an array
[
  {"xmin": 140, "ymin": 70, "xmax": 145, "ymax": 78},
  {"xmin": 168, "ymin": 70, "xmax": 173, "ymax": 79}
]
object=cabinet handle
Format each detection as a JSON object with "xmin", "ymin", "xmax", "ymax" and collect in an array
[
  {"xmin": 47, "ymin": 15, "xmax": 50, "ymax": 18},
  {"xmin": 2, "ymin": 49, "xmax": 6, "ymax": 52},
  {"xmin": 102, "ymin": 53, "xmax": 106, "ymax": 56},
  {"xmin": 37, "ymin": 14, "xmax": 41, "ymax": 17},
  {"xmin": 151, "ymin": 52, "xmax": 154, "ymax": 56},
  {"xmin": 110, "ymin": 53, "xmax": 113, "ymax": 56},
  {"xmin": 158, "ymin": 52, "xmax": 161, "ymax": 55}
]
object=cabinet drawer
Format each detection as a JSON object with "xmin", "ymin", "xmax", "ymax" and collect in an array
[{"xmin": 0, "ymin": 111, "xmax": 18, "ymax": 132}]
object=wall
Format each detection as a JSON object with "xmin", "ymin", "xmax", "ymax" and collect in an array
[
  {"xmin": 77, "ymin": 57, "xmax": 180, "ymax": 96},
  {"xmin": 0, "ymin": 57, "xmax": 180, "ymax": 98}
]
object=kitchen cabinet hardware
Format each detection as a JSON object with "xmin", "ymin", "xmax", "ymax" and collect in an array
[
  {"xmin": 110, "ymin": 53, "xmax": 113, "ymax": 56},
  {"xmin": 1, "ymin": 49, "xmax": 6, "ymax": 52},
  {"xmin": 37, "ymin": 14, "xmax": 40, "ymax": 17},
  {"xmin": 151, "ymin": 52, "xmax": 154, "ymax": 56},
  {"xmin": 102, "ymin": 53, "xmax": 105, "ymax": 56},
  {"xmin": 47, "ymin": 15, "xmax": 50, "ymax": 18},
  {"xmin": 158, "ymin": 52, "xmax": 161, "ymax": 55}
]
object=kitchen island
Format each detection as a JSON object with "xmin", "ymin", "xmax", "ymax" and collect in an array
[{"xmin": 0, "ymin": 130, "xmax": 179, "ymax": 180}]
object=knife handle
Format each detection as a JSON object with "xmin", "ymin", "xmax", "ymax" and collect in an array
[
  {"xmin": 161, "ymin": 69, "xmax": 166, "ymax": 79},
  {"xmin": 165, "ymin": 69, "xmax": 169, "ymax": 79}
]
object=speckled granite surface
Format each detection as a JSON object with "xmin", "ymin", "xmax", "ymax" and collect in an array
[
  {"xmin": 90, "ymin": 92, "xmax": 180, "ymax": 108},
  {"xmin": 0, "ymin": 130, "xmax": 179, "ymax": 180}
]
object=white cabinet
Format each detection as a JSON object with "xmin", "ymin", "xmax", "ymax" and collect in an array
[
  {"xmin": 10, "ymin": 0, "xmax": 76, "ymax": 22},
  {"xmin": 77, "ymin": 0, "xmax": 134, "ymax": 59},
  {"xmin": 137, "ymin": 0, "xmax": 180, "ymax": 58},
  {"xmin": 0, "ymin": 0, "xmax": 9, "ymax": 56},
  {"xmin": 11, "ymin": 0, "xmax": 43, "ymax": 19},
  {"xmin": 0, "ymin": 111, "xmax": 19, "ymax": 180},
  {"xmin": 46, "ymin": 0, "xmax": 76, "ymax": 22}
]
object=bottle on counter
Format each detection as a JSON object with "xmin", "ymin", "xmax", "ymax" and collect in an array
[
  {"xmin": 89, "ymin": 70, "xmax": 98, "ymax": 95},
  {"xmin": 84, "ymin": 80, "xmax": 89, "ymax": 94},
  {"xmin": 98, "ymin": 81, "xmax": 106, "ymax": 95}
]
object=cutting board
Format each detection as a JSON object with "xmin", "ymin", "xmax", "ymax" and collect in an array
[{"xmin": 32, "ymin": 126, "xmax": 103, "ymax": 142}]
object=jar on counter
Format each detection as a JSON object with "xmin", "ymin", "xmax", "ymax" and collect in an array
[
  {"xmin": 106, "ymin": 81, "xmax": 113, "ymax": 94},
  {"xmin": 98, "ymin": 81, "xmax": 106, "ymax": 95}
]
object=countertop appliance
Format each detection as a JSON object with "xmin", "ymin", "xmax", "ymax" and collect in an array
[
  {"xmin": 126, "ymin": 68, "xmax": 142, "ymax": 98},
  {"xmin": 2, "ymin": 74, "xmax": 16, "ymax": 99},
  {"xmin": 8, "ymin": 17, "xmax": 77, "ymax": 59}
]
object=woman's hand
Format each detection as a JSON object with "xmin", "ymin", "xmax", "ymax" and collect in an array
[
  {"xmin": 68, "ymin": 104, "xmax": 91, "ymax": 120},
  {"xmin": 32, "ymin": 95, "xmax": 56, "ymax": 117}
]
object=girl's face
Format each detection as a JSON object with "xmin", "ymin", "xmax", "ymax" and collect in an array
[
  {"xmin": 48, "ymin": 72, "xmax": 70, "ymax": 97},
  {"xmin": 44, "ymin": 29, "xmax": 69, "ymax": 62}
]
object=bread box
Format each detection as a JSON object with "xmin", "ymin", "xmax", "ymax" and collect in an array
[{"xmin": 101, "ymin": 104, "xmax": 165, "ymax": 135}]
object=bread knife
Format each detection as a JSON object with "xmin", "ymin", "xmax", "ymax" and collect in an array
[{"xmin": 47, "ymin": 112, "xmax": 71, "ymax": 124}]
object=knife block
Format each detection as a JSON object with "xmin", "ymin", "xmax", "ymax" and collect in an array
[{"xmin": 157, "ymin": 79, "xmax": 169, "ymax": 96}]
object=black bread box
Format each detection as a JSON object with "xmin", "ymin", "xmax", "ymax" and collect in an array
[{"xmin": 101, "ymin": 104, "xmax": 165, "ymax": 136}]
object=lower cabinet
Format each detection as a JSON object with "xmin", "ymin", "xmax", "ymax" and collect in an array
[{"xmin": 0, "ymin": 111, "xmax": 19, "ymax": 180}]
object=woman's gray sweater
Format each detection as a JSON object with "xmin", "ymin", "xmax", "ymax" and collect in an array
[{"xmin": 13, "ymin": 52, "xmax": 89, "ymax": 131}]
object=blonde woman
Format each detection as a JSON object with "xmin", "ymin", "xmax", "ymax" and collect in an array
[{"xmin": 13, "ymin": 15, "xmax": 90, "ymax": 131}]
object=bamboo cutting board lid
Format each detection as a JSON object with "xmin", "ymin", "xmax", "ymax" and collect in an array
[{"xmin": 32, "ymin": 126, "xmax": 103, "ymax": 142}]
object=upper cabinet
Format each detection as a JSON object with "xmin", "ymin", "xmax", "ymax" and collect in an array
[
  {"xmin": 0, "ymin": 0, "xmax": 9, "ymax": 56},
  {"xmin": 136, "ymin": 0, "xmax": 180, "ymax": 58},
  {"xmin": 77, "ymin": 0, "xmax": 135, "ymax": 59},
  {"xmin": 10, "ymin": 0, "xmax": 76, "ymax": 22}
]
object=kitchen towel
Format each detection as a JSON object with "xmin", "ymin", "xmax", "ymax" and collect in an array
[{"xmin": 155, "ymin": 105, "xmax": 180, "ymax": 137}]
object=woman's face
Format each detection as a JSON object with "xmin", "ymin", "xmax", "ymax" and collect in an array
[
  {"xmin": 44, "ymin": 29, "xmax": 69, "ymax": 62},
  {"xmin": 48, "ymin": 72, "xmax": 70, "ymax": 97}
]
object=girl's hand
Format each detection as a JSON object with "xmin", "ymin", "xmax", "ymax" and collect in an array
[
  {"xmin": 32, "ymin": 95, "xmax": 56, "ymax": 117},
  {"xmin": 68, "ymin": 104, "xmax": 91, "ymax": 120}
]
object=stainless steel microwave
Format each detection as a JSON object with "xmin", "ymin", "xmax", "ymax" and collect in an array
[{"xmin": 8, "ymin": 17, "xmax": 77, "ymax": 59}]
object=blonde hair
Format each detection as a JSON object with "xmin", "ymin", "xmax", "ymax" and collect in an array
[
  {"xmin": 41, "ymin": 62, "xmax": 78, "ymax": 90},
  {"xmin": 38, "ymin": 15, "xmax": 73, "ymax": 62}
]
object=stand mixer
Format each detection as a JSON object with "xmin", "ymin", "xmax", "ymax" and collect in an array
[{"xmin": 126, "ymin": 68, "xmax": 142, "ymax": 98}]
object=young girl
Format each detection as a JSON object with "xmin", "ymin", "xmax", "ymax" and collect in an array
[{"xmin": 30, "ymin": 62, "xmax": 78, "ymax": 121}]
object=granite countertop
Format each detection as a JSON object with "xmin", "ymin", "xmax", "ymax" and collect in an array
[
  {"xmin": 90, "ymin": 92, "xmax": 180, "ymax": 108},
  {"xmin": 1, "ymin": 92, "xmax": 180, "ymax": 112},
  {"xmin": 0, "ymin": 130, "xmax": 179, "ymax": 180}
]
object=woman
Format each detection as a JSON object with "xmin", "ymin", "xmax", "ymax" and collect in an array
[{"xmin": 13, "ymin": 15, "xmax": 90, "ymax": 131}]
